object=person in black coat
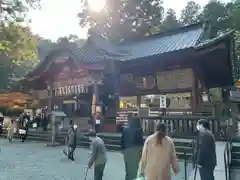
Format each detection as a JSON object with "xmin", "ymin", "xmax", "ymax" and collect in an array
[
  {"xmin": 121, "ymin": 117, "xmax": 144, "ymax": 180},
  {"xmin": 41, "ymin": 113, "xmax": 48, "ymax": 132},
  {"xmin": 195, "ymin": 119, "xmax": 217, "ymax": 180},
  {"xmin": 34, "ymin": 113, "xmax": 41, "ymax": 131},
  {"xmin": 20, "ymin": 112, "xmax": 30, "ymax": 142}
]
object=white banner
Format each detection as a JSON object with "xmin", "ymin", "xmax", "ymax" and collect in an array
[{"xmin": 159, "ymin": 95, "xmax": 167, "ymax": 108}]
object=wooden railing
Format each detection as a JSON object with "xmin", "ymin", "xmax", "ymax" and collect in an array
[{"xmin": 138, "ymin": 116, "xmax": 221, "ymax": 139}]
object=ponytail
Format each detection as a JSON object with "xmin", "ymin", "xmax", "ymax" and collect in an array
[
  {"xmin": 156, "ymin": 131, "xmax": 166, "ymax": 145},
  {"xmin": 156, "ymin": 122, "xmax": 166, "ymax": 145}
]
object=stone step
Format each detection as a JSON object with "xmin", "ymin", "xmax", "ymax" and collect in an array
[
  {"xmin": 10, "ymin": 130, "xmax": 194, "ymax": 147},
  {"xmin": 231, "ymin": 144, "xmax": 240, "ymax": 168},
  {"xmin": 0, "ymin": 130, "xmax": 194, "ymax": 160},
  {"xmin": 232, "ymin": 152, "xmax": 240, "ymax": 159},
  {"xmin": 232, "ymin": 145, "xmax": 240, "ymax": 152},
  {"xmin": 231, "ymin": 159, "xmax": 240, "ymax": 168},
  {"xmin": 230, "ymin": 168, "xmax": 240, "ymax": 180},
  {"xmin": 2, "ymin": 134, "xmax": 194, "ymax": 158}
]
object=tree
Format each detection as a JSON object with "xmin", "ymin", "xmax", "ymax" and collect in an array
[
  {"xmin": 180, "ymin": 1, "xmax": 201, "ymax": 25},
  {"xmin": 1, "ymin": 23, "xmax": 38, "ymax": 65},
  {"xmin": 199, "ymin": 1, "xmax": 229, "ymax": 38},
  {"xmin": 0, "ymin": 53, "xmax": 12, "ymax": 91},
  {"xmin": 0, "ymin": 0, "xmax": 40, "ymax": 65},
  {"xmin": 0, "ymin": 0, "xmax": 40, "ymax": 22},
  {"xmin": 37, "ymin": 35, "xmax": 86, "ymax": 62},
  {"xmin": 0, "ymin": 0, "xmax": 41, "ymax": 91},
  {"xmin": 226, "ymin": 1, "xmax": 240, "ymax": 66},
  {"xmin": 78, "ymin": 0, "xmax": 164, "ymax": 42},
  {"xmin": 37, "ymin": 38, "xmax": 56, "ymax": 61},
  {"xmin": 68, "ymin": 34, "xmax": 80, "ymax": 42},
  {"xmin": 227, "ymin": 0, "xmax": 240, "ymax": 30},
  {"xmin": 0, "ymin": 24, "xmax": 38, "ymax": 90},
  {"xmin": 161, "ymin": 8, "xmax": 180, "ymax": 31}
]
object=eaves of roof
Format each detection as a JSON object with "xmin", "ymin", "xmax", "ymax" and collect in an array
[{"xmin": 194, "ymin": 30, "xmax": 234, "ymax": 50}]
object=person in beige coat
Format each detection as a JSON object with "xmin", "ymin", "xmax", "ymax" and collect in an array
[
  {"xmin": 138, "ymin": 122, "xmax": 180, "ymax": 180},
  {"xmin": 7, "ymin": 119, "xmax": 15, "ymax": 142}
]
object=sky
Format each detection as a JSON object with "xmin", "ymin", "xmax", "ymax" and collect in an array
[{"xmin": 28, "ymin": 0, "xmax": 230, "ymax": 41}]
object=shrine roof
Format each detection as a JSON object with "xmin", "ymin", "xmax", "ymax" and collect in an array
[
  {"xmin": 194, "ymin": 30, "xmax": 234, "ymax": 50},
  {"xmin": 25, "ymin": 22, "xmax": 215, "ymax": 80},
  {"xmin": 116, "ymin": 22, "xmax": 205, "ymax": 61},
  {"xmin": 81, "ymin": 22, "xmax": 206, "ymax": 61}
]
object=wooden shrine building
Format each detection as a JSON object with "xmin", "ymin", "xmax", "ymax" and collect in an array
[{"xmin": 22, "ymin": 22, "xmax": 235, "ymax": 132}]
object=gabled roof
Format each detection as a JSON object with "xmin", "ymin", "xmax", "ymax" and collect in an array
[
  {"xmin": 194, "ymin": 30, "xmax": 234, "ymax": 50},
  {"xmin": 117, "ymin": 23, "xmax": 205, "ymax": 61},
  {"xmin": 81, "ymin": 22, "xmax": 206, "ymax": 61},
  {"xmin": 41, "ymin": 22, "xmax": 207, "ymax": 64},
  {"xmin": 25, "ymin": 22, "xmax": 210, "ymax": 79}
]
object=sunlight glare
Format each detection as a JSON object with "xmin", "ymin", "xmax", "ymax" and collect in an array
[{"xmin": 87, "ymin": 0, "xmax": 106, "ymax": 12}]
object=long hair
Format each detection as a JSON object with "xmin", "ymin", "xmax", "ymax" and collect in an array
[{"xmin": 156, "ymin": 122, "xmax": 167, "ymax": 145}]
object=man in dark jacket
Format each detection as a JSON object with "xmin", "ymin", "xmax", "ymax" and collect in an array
[
  {"xmin": 63, "ymin": 124, "xmax": 77, "ymax": 161},
  {"xmin": 121, "ymin": 117, "xmax": 144, "ymax": 180},
  {"xmin": 20, "ymin": 112, "xmax": 30, "ymax": 142},
  {"xmin": 195, "ymin": 119, "xmax": 217, "ymax": 180}
]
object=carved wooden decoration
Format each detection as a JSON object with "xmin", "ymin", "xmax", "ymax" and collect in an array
[{"xmin": 156, "ymin": 68, "xmax": 193, "ymax": 90}]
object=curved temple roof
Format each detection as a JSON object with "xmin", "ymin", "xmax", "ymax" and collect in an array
[{"xmin": 25, "ymin": 22, "xmax": 234, "ymax": 85}]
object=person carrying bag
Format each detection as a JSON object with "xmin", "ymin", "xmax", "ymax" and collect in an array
[{"xmin": 137, "ymin": 122, "xmax": 180, "ymax": 180}]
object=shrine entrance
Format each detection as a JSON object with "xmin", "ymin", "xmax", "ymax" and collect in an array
[{"xmin": 22, "ymin": 50, "xmax": 104, "ymax": 131}]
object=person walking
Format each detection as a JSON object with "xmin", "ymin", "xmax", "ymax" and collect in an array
[
  {"xmin": 41, "ymin": 113, "xmax": 48, "ymax": 132},
  {"xmin": 7, "ymin": 119, "xmax": 15, "ymax": 142},
  {"xmin": 19, "ymin": 112, "xmax": 30, "ymax": 142},
  {"xmin": 34, "ymin": 113, "xmax": 41, "ymax": 131},
  {"xmin": 195, "ymin": 119, "xmax": 216, "ymax": 180},
  {"xmin": 63, "ymin": 124, "xmax": 77, "ymax": 161},
  {"xmin": 138, "ymin": 122, "xmax": 180, "ymax": 180},
  {"xmin": 88, "ymin": 130, "xmax": 107, "ymax": 180},
  {"xmin": 121, "ymin": 116, "xmax": 144, "ymax": 180}
]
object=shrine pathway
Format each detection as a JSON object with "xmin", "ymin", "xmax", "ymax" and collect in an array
[{"xmin": 0, "ymin": 139, "xmax": 190, "ymax": 180}]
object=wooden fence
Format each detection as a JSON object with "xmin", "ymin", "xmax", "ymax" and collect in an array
[{"xmin": 138, "ymin": 116, "xmax": 222, "ymax": 139}]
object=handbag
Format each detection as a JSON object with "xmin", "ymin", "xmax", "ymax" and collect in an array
[
  {"xmin": 32, "ymin": 123, "xmax": 37, "ymax": 128},
  {"xmin": 19, "ymin": 129, "xmax": 26, "ymax": 135}
]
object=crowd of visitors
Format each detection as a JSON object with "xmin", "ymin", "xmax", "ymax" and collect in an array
[
  {"xmin": 3, "ymin": 111, "xmax": 216, "ymax": 180},
  {"xmin": 120, "ymin": 116, "xmax": 216, "ymax": 180},
  {"xmin": 6, "ymin": 111, "xmax": 50, "ymax": 142}
]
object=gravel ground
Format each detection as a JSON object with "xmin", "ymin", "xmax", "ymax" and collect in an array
[{"xmin": 0, "ymin": 139, "xmax": 188, "ymax": 180}]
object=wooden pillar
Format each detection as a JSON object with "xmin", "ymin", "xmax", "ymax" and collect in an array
[
  {"xmin": 91, "ymin": 77, "xmax": 100, "ymax": 132},
  {"xmin": 137, "ymin": 95, "xmax": 141, "ymax": 109},
  {"xmin": 191, "ymin": 71, "xmax": 198, "ymax": 115},
  {"xmin": 47, "ymin": 81, "xmax": 54, "ymax": 114},
  {"xmin": 114, "ymin": 72, "xmax": 120, "ymax": 113}
]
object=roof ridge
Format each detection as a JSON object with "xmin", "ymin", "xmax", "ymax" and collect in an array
[
  {"xmin": 120, "ymin": 22, "xmax": 205, "ymax": 45},
  {"xmin": 194, "ymin": 30, "xmax": 234, "ymax": 50},
  {"xmin": 86, "ymin": 31, "xmax": 130, "ymax": 57}
]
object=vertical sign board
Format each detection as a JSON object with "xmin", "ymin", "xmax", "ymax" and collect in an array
[
  {"xmin": 95, "ymin": 106, "xmax": 101, "ymax": 124},
  {"xmin": 159, "ymin": 95, "xmax": 167, "ymax": 108}
]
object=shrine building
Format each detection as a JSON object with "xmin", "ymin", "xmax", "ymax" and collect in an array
[{"xmin": 21, "ymin": 22, "xmax": 236, "ymax": 132}]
